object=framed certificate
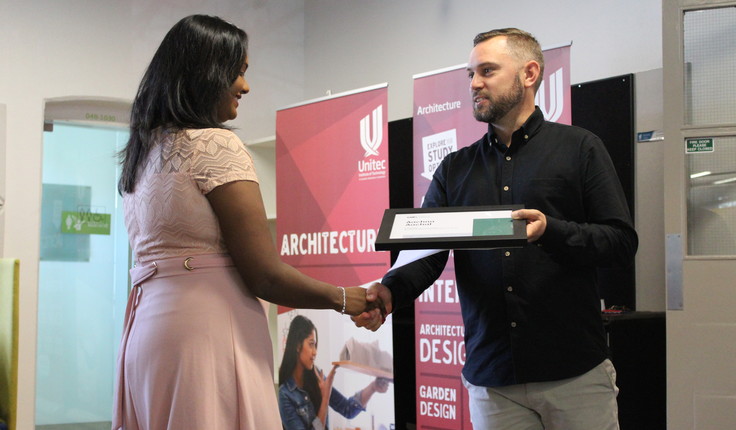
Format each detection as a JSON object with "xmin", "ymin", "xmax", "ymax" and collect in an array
[{"xmin": 375, "ymin": 205, "xmax": 527, "ymax": 251}]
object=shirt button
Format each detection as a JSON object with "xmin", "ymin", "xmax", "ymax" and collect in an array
[
  {"xmin": 507, "ymin": 286, "xmax": 513, "ymax": 292},
  {"xmin": 503, "ymin": 185, "xmax": 509, "ymax": 191},
  {"xmin": 524, "ymin": 134, "xmax": 529, "ymax": 140},
  {"xmin": 511, "ymin": 322, "xmax": 517, "ymax": 328},
  {"xmin": 505, "ymin": 251, "xmax": 511, "ymax": 257},
  {"xmin": 506, "ymin": 156, "xmax": 512, "ymax": 161}
]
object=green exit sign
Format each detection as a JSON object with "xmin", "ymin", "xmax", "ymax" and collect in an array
[{"xmin": 686, "ymin": 138, "xmax": 714, "ymax": 154}]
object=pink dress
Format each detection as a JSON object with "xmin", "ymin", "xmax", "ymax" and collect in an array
[{"xmin": 112, "ymin": 128, "xmax": 282, "ymax": 429}]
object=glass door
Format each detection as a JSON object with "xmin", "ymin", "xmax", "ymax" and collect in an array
[
  {"xmin": 663, "ymin": 2, "xmax": 736, "ymax": 428},
  {"xmin": 36, "ymin": 122, "xmax": 130, "ymax": 429}
]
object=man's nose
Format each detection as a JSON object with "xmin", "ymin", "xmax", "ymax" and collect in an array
[{"xmin": 470, "ymin": 74, "xmax": 483, "ymax": 91}]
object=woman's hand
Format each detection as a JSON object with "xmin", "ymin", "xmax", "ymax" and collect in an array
[
  {"xmin": 317, "ymin": 365, "xmax": 337, "ymax": 409},
  {"xmin": 373, "ymin": 377, "xmax": 390, "ymax": 393},
  {"xmin": 342, "ymin": 286, "xmax": 385, "ymax": 317},
  {"xmin": 314, "ymin": 365, "xmax": 336, "ymax": 425},
  {"xmin": 352, "ymin": 283, "xmax": 392, "ymax": 331},
  {"xmin": 358, "ymin": 376, "xmax": 391, "ymax": 407}
]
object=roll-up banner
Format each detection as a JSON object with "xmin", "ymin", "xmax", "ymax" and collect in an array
[
  {"xmin": 275, "ymin": 84, "xmax": 394, "ymax": 430},
  {"xmin": 412, "ymin": 44, "xmax": 571, "ymax": 429}
]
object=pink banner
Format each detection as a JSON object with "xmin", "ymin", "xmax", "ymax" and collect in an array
[
  {"xmin": 276, "ymin": 86, "xmax": 390, "ymax": 289},
  {"xmin": 275, "ymin": 85, "xmax": 395, "ymax": 429},
  {"xmin": 412, "ymin": 45, "xmax": 571, "ymax": 429},
  {"xmin": 413, "ymin": 65, "xmax": 480, "ymax": 428},
  {"xmin": 535, "ymin": 45, "xmax": 572, "ymax": 125}
]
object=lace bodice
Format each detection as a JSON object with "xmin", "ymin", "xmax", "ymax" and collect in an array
[{"xmin": 124, "ymin": 128, "xmax": 258, "ymax": 263}]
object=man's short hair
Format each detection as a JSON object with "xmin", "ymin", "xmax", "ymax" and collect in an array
[{"xmin": 474, "ymin": 28, "xmax": 545, "ymax": 92}]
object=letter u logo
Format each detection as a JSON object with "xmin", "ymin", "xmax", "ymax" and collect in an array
[
  {"xmin": 360, "ymin": 105, "xmax": 383, "ymax": 157},
  {"xmin": 535, "ymin": 67, "xmax": 565, "ymax": 122}
]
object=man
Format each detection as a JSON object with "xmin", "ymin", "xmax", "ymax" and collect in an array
[{"xmin": 355, "ymin": 28, "xmax": 638, "ymax": 429}]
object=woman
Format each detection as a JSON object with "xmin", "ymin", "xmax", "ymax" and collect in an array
[
  {"xmin": 112, "ymin": 15, "xmax": 373, "ymax": 429},
  {"xmin": 278, "ymin": 315, "xmax": 389, "ymax": 430}
]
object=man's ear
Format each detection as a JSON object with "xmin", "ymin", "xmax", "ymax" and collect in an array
[{"xmin": 523, "ymin": 60, "xmax": 541, "ymax": 90}]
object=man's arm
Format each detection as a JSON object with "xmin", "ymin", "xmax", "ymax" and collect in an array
[
  {"xmin": 355, "ymin": 156, "xmax": 453, "ymax": 330},
  {"xmin": 530, "ymin": 135, "xmax": 638, "ymax": 268},
  {"xmin": 353, "ymin": 250, "xmax": 449, "ymax": 330}
]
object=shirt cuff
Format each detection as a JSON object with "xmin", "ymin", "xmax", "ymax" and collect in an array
[{"xmin": 311, "ymin": 417, "xmax": 325, "ymax": 430}]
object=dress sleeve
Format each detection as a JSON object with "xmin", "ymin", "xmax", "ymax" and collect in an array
[{"xmin": 186, "ymin": 128, "xmax": 259, "ymax": 194}]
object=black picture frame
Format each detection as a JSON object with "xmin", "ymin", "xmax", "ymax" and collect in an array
[{"xmin": 375, "ymin": 205, "xmax": 526, "ymax": 251}]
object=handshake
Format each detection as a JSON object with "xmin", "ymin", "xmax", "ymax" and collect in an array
[{"xmin": 341, "ymin": 282, "xmax": 393, "ymax": 332}]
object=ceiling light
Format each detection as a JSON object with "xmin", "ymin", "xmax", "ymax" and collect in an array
[
  {"xmin": 713, "ymin": 177, "xmax": 736, "ymax": 185},
  {"xmin": 690, "ymin": 171, "xmax": 712, "ymax": 178}
]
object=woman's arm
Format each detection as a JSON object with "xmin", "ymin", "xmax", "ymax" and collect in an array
[
  {"xmin": 207, "ymin": 180, "xmax": 367, "ymax": 314},
  {"xmin": 329, "ymin": 377, "xmax": 390, "ymax": 419},
  {"xmin": 358, "ymin": 377, "xmax": 390, "ymax": 407},
  {"xmin": 316, "ymin": 366, "xmax": 336, "ymax": 426}
]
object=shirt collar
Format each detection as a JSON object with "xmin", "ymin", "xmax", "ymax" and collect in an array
[
  {"xmin": 487, "ymin": 106, "xmax": 545, "ymax": 150},
  {"xmin": 285, "ymin": 376, "xmax": 299, "ymax": 392}
]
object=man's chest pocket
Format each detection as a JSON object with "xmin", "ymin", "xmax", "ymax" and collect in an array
[{"xmin": 522, "ymin": 178, "xmax": 579, "ymax": 218}]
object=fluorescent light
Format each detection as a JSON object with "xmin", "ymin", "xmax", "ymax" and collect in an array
[
  {"xmin": 690, "ymin": 171, "xmax": 712, "ymax": 178},
  {"xmin": 713, "ymin": 177, "xmax": 736, "ymax": 185}
]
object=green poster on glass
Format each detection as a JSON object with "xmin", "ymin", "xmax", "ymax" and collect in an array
[{"xmin": 61, "ymin": 211, "xmax": 111, "ymax": 235}]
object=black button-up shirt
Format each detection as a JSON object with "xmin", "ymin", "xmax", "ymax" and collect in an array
[{"xmin": 382, "ymin": 107, "xmax": 638, "ymax": 387}]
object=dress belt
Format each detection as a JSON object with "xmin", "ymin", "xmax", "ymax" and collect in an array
[
  {"xmin": 130, "ymin": 253, "xmax": 235, "ymax": 285},
  {"xmin": 113, "ymin": 253, "xmax": 235, "ymax": 428}
]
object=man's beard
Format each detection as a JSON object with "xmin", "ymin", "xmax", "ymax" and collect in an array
[{"xmin": 472, "ymin": 75, "xmax": 524, "ymax": 123}]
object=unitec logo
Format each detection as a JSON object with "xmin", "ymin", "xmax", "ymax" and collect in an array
[
  {"xmin": 534, "ymin": 67, "xmax": 565, "ymax": 123},
  {"xmin": 360, "ymin": 105, "xmax": 383, "ymax": 157}
]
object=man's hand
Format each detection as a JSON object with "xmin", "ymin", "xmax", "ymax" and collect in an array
[
  {"xmin": 352, "ymin": 282, "xmax": 393, "ymax": 332},
  {"xmin": 511, "ymin": 209, "xmax": 547, "ymax": 242}
]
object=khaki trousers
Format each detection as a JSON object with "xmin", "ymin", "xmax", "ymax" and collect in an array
[{"xmin": 463, "ymin": 359, "xmax": 620, "ymax": 430}]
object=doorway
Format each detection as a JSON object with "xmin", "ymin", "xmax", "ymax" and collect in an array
[
  {"xmin": 663, "ymin": 2, "xmax": 736, "ymax": 428},
  {"xmin": 35, "ymin": 119, "xmax": 130, "ymax": 429}
]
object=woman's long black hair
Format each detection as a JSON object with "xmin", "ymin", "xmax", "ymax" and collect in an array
[
  {"xmin": 278, "ymin": 315, "xmax": 323, "ymax": 413},
  {"xmin": 118, "ymin": 14, "xmax": 248, "ymax": 194}
]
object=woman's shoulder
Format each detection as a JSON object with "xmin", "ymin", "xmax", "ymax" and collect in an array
[
  {"xmin": 179, "ymin": 127, "xmax": 242, "ymax": 143},
  {"xmin": 173, "ymin": 128, "xmax": 249, "ymax": 156},
  {"xmin": 278, "ymin": 377, "xmax": 303, "ymax": 402},
  {"xmin": 280, "ymin": 376, "xmax": 298, "ymax": 391}
]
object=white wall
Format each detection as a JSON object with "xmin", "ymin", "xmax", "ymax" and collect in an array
[
  {"xmin": 0, "ymin": 104, "xmax": 6, "ymax": 253},
  {"xmin": 303, "ymin": 0, "xmax": 663, "ymax": 122},
  {"xmin": 0, "ymin": 0, "xmax": 663, "ymax": 428}
]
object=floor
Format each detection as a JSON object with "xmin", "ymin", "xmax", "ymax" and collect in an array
[{"xmin": 37, "ymin": 422, "xmax": 111, "ymax": 430}]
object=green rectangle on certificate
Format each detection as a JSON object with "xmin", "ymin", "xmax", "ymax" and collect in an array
[
  {"xmin": 472, "ymin": 218, "xmax": 513, "ymax": 236},
  {"xmin": 61, "ymin": 211, "xmax": 112, "ymax": 235}
]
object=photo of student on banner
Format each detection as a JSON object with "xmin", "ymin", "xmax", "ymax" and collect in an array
[{"xmin": 278, "ymin": 315, "xmax": 390, "ymax": 430}]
